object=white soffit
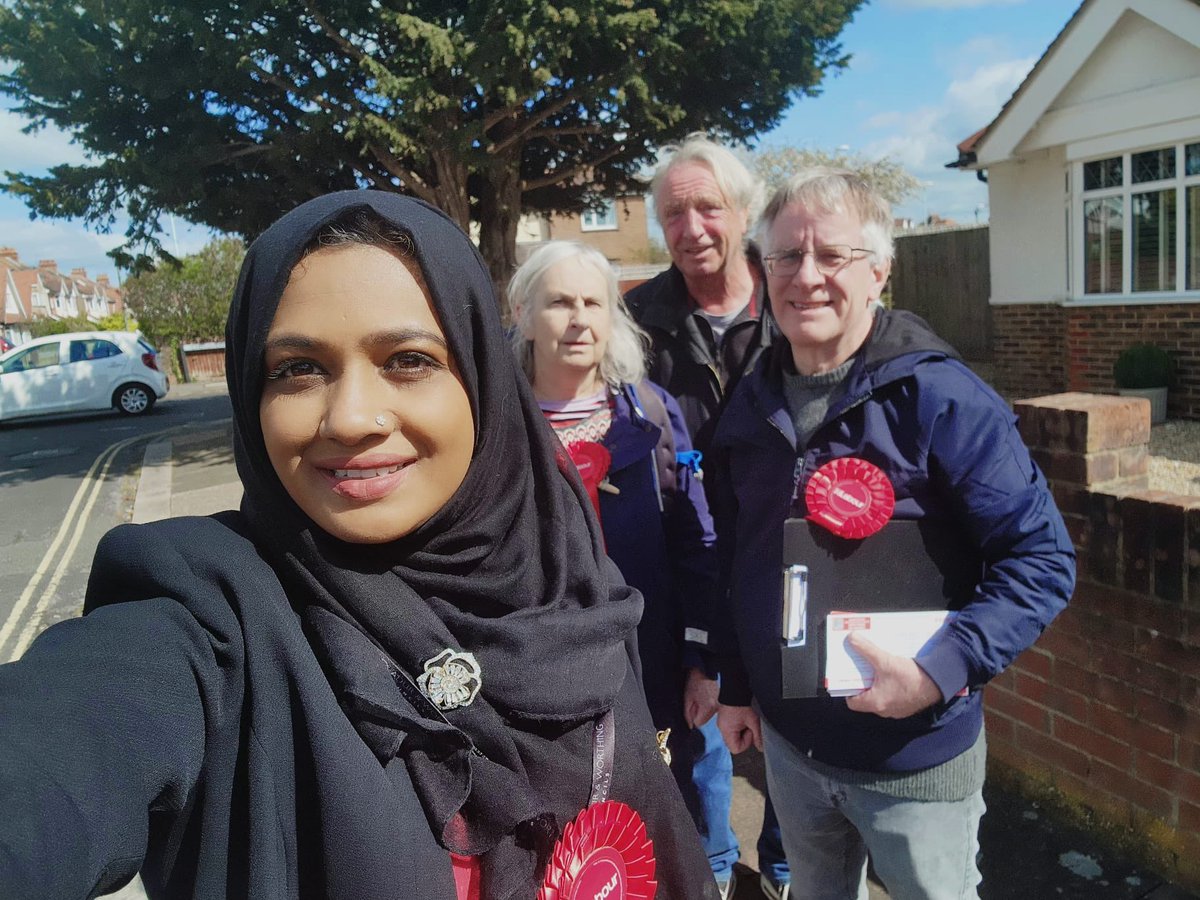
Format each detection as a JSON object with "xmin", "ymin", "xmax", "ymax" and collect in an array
[{"xmin": 974, "ymin": 0, "xmax": 1200, "ymax": 167}]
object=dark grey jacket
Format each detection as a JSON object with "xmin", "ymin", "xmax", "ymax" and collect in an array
[{"xmin": 624, "ymin": 246, "xmax": 773, "ymax": 463}]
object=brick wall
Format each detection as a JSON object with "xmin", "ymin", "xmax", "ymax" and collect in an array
[
  {"xmin": 992, "ymin": 303, "xmax": 1200, "ymax": 419},
  {"xmin": 992, "ymin": 304, "xmax": 1066, "ymax": 399},
  {"xmin": 548, "ymin": 196, "xmax": 650, "ymax": 268},
  {"xmin": 993, "ymin": 393, "xmax": 1200, "ymax": 889},
  {"xmin": 1065, "ymin": 304, "xmax": 1200, "ymax": 421}
]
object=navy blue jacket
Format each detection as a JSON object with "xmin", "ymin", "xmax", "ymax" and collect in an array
[
  {"xmin": 600, "ymin": 382, "xmax": 718, "ymax": 736},
  {"xmin": 711, "ymin": 310, "xmax": 1075, "ymax": 773}
]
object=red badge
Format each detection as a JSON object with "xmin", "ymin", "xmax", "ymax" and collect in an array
[
  {"xmin": 804, "ymin": 457, "xmax": 895, "ymax": 539},
  {"xmin": 538, "ymin": 801, "xmax": 656, "ymax": 900},
  {"xmin": 566, "ymin": 441, "xmax": 612, "ymax": 521}
]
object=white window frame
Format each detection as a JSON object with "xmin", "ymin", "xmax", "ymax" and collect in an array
[
  {"xmin": 1070, "ymin": 138, "xmax": 1200, "ymax": 304},
  {"xmin": 580, "ymin": 199, "xmax": 618, "ymax": 232}
]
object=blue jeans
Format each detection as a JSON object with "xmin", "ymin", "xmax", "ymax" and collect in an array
[
  {"xmin": 672, "ymin": 717, "xmax": 790, "ymax": 883},
  {"xmin": 672, "ymin": 716, "xmax": 738, "ymax": 877},
  {"xmin": 758, "ymin": 792, "xmax": 790, "ymax": 885},
  {"xmin": 762, "ymin": 719, "xmax": 983, "ymax": 900}
]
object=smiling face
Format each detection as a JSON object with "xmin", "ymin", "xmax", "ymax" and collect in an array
[
  {"xmin": 259, "ymin": 243, "xmax": 475, "ymax": 544},
  {"xmin": 766, "ymin": 202, "xmax": 891, "ymax": 375},
  {"xmin": 658, "ymin": 161, "xmax": 749, "ymax": 281},
  {"xmin": 521, "ymin": 255, "xmax": 613, "ymax": 392}
]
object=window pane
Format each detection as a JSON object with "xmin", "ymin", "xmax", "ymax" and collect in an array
[
  {"xmin": 1132, "ymin": 189, "xmax": 1176, "ymax": 292},
  {"xmin": 581, "ymin": 200, "xmax": 617, "ymax": 231},
  {"xmin": 1187, "ymin": 143, "xmax": 1200, "ymax": 177},
  {"xmin": 1084, "ymin": 197, "xmax": 1123, "ymax": 293},
  {"xmin": 1132, "ymin": 147, "xmax": 1175, "ymax": 184},
  {"xmin": 8, "ymin": 344, "xmax": 60, "ymax": 370},
  {"xmin": 1188, "ymin": 185, "xmax": 1200, "ymax": 290},
  {"xmin": 1084, "ymin": 156, "xmax": 1122, "ymax": 190}
]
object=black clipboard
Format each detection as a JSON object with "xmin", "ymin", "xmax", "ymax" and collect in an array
[{"xmin": 780, "ymin": 518, "xmax": 983, "ymax": 698}]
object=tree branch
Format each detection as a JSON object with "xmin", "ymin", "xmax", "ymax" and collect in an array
[
  {"xmin": 522, "ymin": 143, "xmax": 626, "ymax": 193},
  {"xmin": 366, "ymin": 144, "xmax": 437, "ymax": 205},
  {"xmin": 302, "ymin": 1, "xmax": 367, "ymax": 64},
  {"xmin": 486, "ymin": 76, "xmax": 609, "ymax": 156}
]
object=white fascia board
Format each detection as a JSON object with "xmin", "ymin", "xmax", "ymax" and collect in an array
[
  {"xmin": 976, "ymin": 0, "xmax": 1126, "ymax": 166},
  {"xmin": 1066, "ymin": 114, "xmax": 1200, "ymax": 159},
  {"xmin": 1021, "ymin": 76, "xmax": 1200, "ymax": 154}
]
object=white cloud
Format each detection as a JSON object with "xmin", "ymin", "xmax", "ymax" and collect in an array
[
  {"xmin": 945, "ymin": 56, "xmax": 1037, "ymax": 119},
  {"xmin": 0, "ymin": 212, "xmax": 124, "ymax": 278},
  {"xmin": 0, "ymin": 204, "xmax": 217, "ymax": 281},
  {"xmin": 0, "ymin": 109, "xmax": 90, "ymax": 173},
  {"xmin": 862, "ymin": 110, "xmax": 907, "ymax": 131},
  {"xmin": 860, "ymin": 55, "xmax": 1036, "ymax": 222}
]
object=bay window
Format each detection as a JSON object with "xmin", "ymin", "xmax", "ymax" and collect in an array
[{"xmin": 1077, "ymin": 140, "xmax": 1200, "ymax": 297}]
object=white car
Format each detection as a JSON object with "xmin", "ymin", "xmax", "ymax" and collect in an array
[{"xmin": 0, "ymin": 331, "xmax": 170, "ymax": 423}]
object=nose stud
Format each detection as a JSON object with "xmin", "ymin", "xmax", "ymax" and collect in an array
[{"xmin": 375, "ymin": 414, "xmax": 387, "ymax": 427}]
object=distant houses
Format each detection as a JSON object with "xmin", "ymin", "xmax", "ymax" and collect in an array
[
  {"xmin": 0, "ymin": 248, "xmax": 125, "ymax": 348},
  {"xmin": 509, "ymin": 194, "xmax": 670, "ymax": 292}
]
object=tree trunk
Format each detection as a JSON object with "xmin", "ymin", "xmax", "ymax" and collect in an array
[
  {"xmin": 430, "ymin": 149, "xmax": 471, "ymax": 234},
  {"xmin": 476, "ymin": 165, "xmax": 522, "ymax": 307}
]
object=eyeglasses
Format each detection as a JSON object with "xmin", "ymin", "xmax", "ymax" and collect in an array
[{"xmin": 763, "ymin": 245, "xmax": 872, "ymax": 277}]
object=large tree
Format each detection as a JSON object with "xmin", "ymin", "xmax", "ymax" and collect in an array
[{"xmin": 0, "ymin": 0, "xmax": 862, "ymax": 288}]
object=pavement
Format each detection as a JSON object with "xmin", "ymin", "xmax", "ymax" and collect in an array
[{"xmin": 117, "ymin": 381, "xmax": 1197, "ymax": 900}]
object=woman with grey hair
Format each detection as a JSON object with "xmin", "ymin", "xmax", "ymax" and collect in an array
[{"xmin": 509, "ymin": 240, "xmax": 738, "ymax": 897}]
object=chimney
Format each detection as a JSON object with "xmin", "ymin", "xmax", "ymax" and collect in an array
[
  {"xmin": 0, "ymin": 248, "xmax": 18, "ymax": 262},
  {"xmin": 38, "ymin": 259, "xmax": 57, "ymax": 272},
  {"xmin": 96, "ymin": 274, "xmax": 110, "ymax": 288},
  {"xmin": 71, "ymin": 267, "xmax": 88, "ymax": 279}
]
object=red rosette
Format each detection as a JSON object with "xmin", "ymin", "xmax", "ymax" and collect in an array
[
  {"xmin": 804, "ymin": 457, "xmax": 895, "ymax": 539},
  {"xmin": 566, "ymin": 441, "xmax": 612, "ymax": 521},
  {"xmin": 538, "ymin": 800, "xmax": 657, "ymax": 900}
]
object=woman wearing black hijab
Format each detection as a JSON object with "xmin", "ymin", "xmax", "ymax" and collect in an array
[{"xmin": 0, "ymin": 191, "xmax": 716, "ymax": 899}]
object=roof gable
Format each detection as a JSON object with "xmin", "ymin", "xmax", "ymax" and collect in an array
[
  {"xmin": 3, "ymin": 270, "xmax": 26, "ymax": 323},
  {"xmin": 973, "ymin": 0, "xmax": 1200, "ymax": 166}
]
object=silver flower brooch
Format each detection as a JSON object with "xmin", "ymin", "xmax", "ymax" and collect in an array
[{"xmin": 417, "ymin": 648, "xmax": 482, "ymax": 711}]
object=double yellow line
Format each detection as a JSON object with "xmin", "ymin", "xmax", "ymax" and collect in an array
[{"xmin": 0, "ymin": 427, "xmax": 177, "ymax": 663}]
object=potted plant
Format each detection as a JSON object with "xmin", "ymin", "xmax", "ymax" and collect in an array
[{"xmin": 1113, "ymin": 343, "xmax": 1175, "ymax": 424}]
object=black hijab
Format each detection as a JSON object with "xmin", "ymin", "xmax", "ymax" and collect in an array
[{"xmin": 225, "ymin": 191, "xmax": 644, "ymax": 895}]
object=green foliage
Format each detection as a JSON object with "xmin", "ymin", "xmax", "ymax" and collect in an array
[
  {"xmin": 1113, "ymin": 343, "xmax": 1176, "ymax": 389},
  {"xmin": 96, "ymin": 311, "xmax": 133, "ymax": 331},
  {"xmin": 0, "ymin": 0, "xmax": 863, "ymax": 283},
  {"xmin": 752, "ymin": 145, "xmax": 922, "ymax": 207},
  {"xmin": 29, "ymin": 316, "xmax": 93, "ymax": 337},
  {"xmin": 122, "ymin": 237, "xmax": 244, "ymax": 350}
]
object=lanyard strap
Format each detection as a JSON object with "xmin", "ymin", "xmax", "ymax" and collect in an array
[{"xmin": 589, "ymin": 709, "xmax": 616, "ymax": 805}]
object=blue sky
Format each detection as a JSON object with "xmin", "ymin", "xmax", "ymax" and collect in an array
[
  {"xmin": 756, "ymin": 0, "xmax": 1083, "ymax": 225},
  {"xmin": 0, "ymin": 0, "xmax": 1083, "ymax": 283}
]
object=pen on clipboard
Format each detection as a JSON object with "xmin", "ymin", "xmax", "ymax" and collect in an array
[{"xmin": 782, "ymin": 564, "xmax": 808, "ymax": 647}]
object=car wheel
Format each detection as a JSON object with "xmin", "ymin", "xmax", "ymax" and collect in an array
[{"xmin": 114, "ymin": 382, "xmax": 155, "ymax": 416}]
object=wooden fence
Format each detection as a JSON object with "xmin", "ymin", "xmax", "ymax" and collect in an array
[{"xmin": 891, "ymin": 224, "xmax": 992, "ymax": 361}]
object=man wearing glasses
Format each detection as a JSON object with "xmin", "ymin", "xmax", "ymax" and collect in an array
[
  {"xmin": 711, "ymin": 168, "xmax": 1074, "ymax": 899},
  {"xmin": 626, "ymin": 135, "xmax": 789, "ymax": 900}
]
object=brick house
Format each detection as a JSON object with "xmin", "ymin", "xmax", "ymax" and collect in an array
[
  {"xmin": 950, "ymin": 0, "xmax": 1200, "ymax": 419},
  {"xmin": 0, "ymin": 249, "xmax": 125, "ymax": 347},
  {"xmin": 515, "ymin": 194, "xmax": 668, "ymax": 289}
]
